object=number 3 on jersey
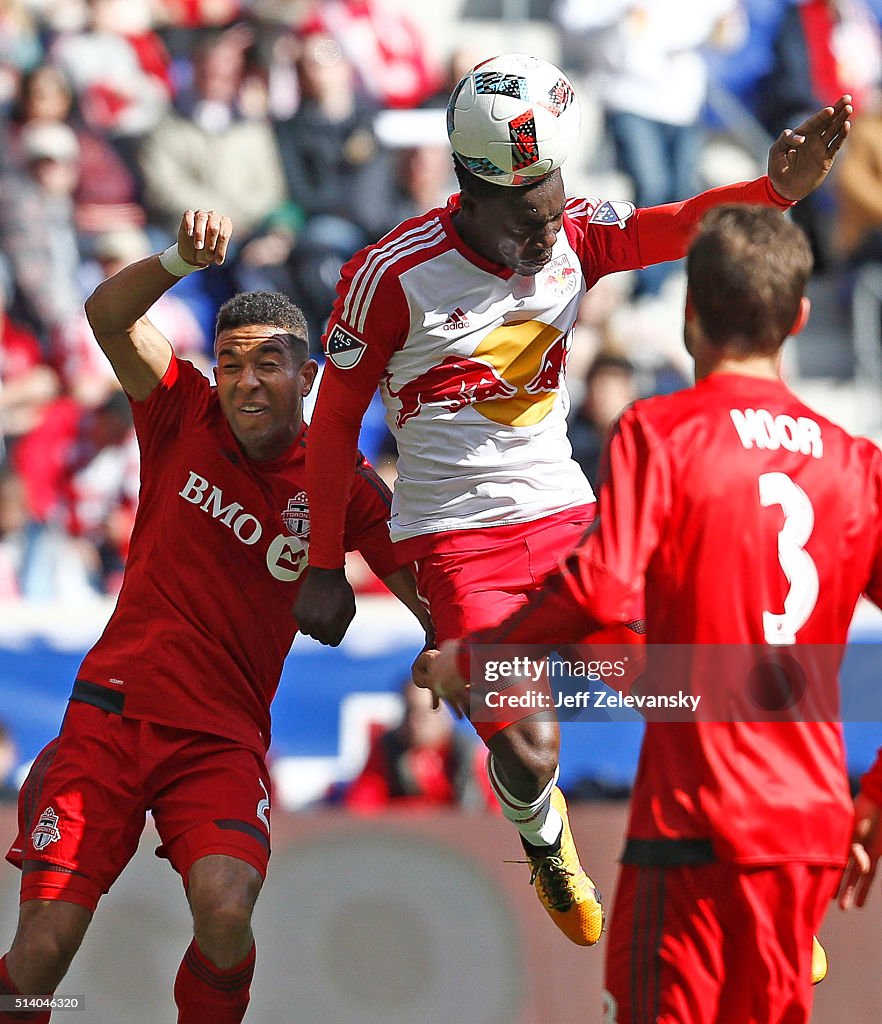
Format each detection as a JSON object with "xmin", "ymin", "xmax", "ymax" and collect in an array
[{"xmin": 759, "ymin": 471, "xmax": 819, "ymax": 645}]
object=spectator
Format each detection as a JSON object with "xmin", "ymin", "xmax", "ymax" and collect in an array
[
  {"xmin": 568, "ymin": 352, "xmax": 637, "ymax": 484},
  {"xmin": 58, "ymin": 388, "xmax": 139, "ymax": 594},
  {"xmin": 12, "ymin": 62, "xmax": 143, "ymax": 233},
  {"xmin": 0, "ymin": 120, "xmax": 83, "ymax": 340},
  {"xmin": 759, "ymin": 0, "xmax": 882, "ymax": 131},
  {"xmin": 296, "ymin": 0, "xmax": 440, "ymax": 109},
  {"xmin": 421, "ymin": 45, "xmax": 483, "ymax": 109},
  {"xmin": 0, "ymin": 0, "xmax": 42, "ymax": 116},
  {"xmin": 11, "ymin": 386, "xmax": 140, "ymax": 597},
  {"xmin": 0, "ymin": 465, "xmax": 100, "ymax": 600},
  {"xmin": 240, "ymin": 34, "xmax": 394, "ymax": 343},
  {"xmin": 138, "ymin": 28, "xmax": 286, "ymax": 239},
  {"xmin": 0, "ymin": 270, "xmax": 59, "ymax": 462},
  {"xmin": 381, "ymin": 143, "xmax": 456, "ymax": 232},
  {"xmin": 553, "ymin": 0, "xmax": 740, "ymax": 296},
  {"xmin": 345, "ymin": 681, "xmax": 494, "ymax": 813},
  {"xmin": 274, "ymin": 33, "xmax": 391, "ymax": 241},
  {"xmin": 152, "ymin": 0, "xmax": 243, "ymax": 29},
  {"xmin": 757, "ymin": 0, "xmax": 882, "ymax": 267},
  {"xmin": 834, "ymin": 87, "xmax": 882, "ymax": 267},
  {"xmin": 49, "ymin": 0, "xmax": 171, "ymax": 143}
]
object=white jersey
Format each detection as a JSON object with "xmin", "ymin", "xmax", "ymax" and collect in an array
[
  {"xmin": 322, "ymin": 193, "xmax": 648, "ymax": 541},
  {"xmin": 310, "ymin": 177, "xmax": 790, "ymax": 565}
]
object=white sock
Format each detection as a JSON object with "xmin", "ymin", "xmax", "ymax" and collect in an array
[{"xmin": 488, "ymin": 756, "xmax": 563, "ymax": 848}]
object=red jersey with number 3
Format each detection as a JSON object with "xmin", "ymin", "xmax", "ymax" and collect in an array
[
  {"xmin": 77, "ymin": 356, "xmax": 400, "ymax": 755},
  {"xmin": 489, "ymin": 372, "xmax": 882, "ymax": 863}
]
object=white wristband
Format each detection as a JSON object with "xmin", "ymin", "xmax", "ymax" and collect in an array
[{"xmin": 158, "ymin": 244, "xmax": 204, "ymax": 277}]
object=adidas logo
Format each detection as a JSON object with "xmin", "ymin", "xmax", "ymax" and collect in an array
[{"xmin": 442, "ymin": 307, "xmax": 470, "ymax": 331}]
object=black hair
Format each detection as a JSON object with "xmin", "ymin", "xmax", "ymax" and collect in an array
[{"xmin": 215, "ymin": 292, "xmax": 309, "ymax": 360}]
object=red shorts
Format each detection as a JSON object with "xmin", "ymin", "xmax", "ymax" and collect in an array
[
  {"xmin": 603, "ymin": 860, "xmax": 841, "ymax": 1024},
  {"xmin": 5, "ymin": 698, "xmax": 272, "ymax": 912},
  {"xmin": 399, "ymin": 505, "xmax": 644, "ymax": 742}
]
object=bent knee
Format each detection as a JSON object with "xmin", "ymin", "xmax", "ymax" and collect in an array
[
  {"xmin": 489, "ymin": 720, "xmax": 560, "ymax": 793},
  {"xmin": 10, "ymin": 902, "xmax": 91, "ymax": 986},
  {"xmin": 188, "ymin": 856, "xmax": 262, "ymax": 937}
]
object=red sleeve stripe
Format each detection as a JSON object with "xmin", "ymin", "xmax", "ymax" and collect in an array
[{"xmin": 344, "ymin": 219, "xmax": 446, "ymax": 332}]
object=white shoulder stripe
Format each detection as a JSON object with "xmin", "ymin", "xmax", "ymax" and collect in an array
[
  {"xmin": 344, "ymin": 219, "xmax": 445, "ymax": 331},
  {"xmin": 565, "ymin": 197, "xmax": 601, "ymax": 219},
  {"xmin": 353, "ymin": 229, "xmax": 448, "ymax": 333}
]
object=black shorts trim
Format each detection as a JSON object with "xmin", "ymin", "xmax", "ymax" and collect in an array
[
  {"xmin": 214, "ymin": 819, "xmax": 270, "ymax": 851},
  {"xmin": 71, "ymin": 679, "xmax": 125, "ymax": 715},
  {"xmin": 622, "ymin": 837, "xmax": 716, "ymax": 866}
]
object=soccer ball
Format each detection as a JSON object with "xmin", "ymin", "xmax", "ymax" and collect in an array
[{"xmin": 447, "ymin": 53, "xmax": 580, "ymax": 187}]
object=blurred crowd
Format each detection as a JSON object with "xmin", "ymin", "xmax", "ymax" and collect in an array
[{"xmin": 1, "ymin": 0, "xmax": 882, "ymax": 600}]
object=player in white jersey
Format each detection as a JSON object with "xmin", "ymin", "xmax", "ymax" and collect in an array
[{"xmin": 296, "ymin": 74, "xmax": 852, "ymax": 945}]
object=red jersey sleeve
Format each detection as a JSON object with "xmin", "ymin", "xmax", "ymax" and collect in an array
[
  {"xmin": 565, "ymin": 177, "xmax": 793, "ymax": 288},
  {"xmin": 343, "ymin": 452, "xmax": 401, "ymax": 581},
  {"xmin": 471, "ymin": 405, "xmax": 669, "ymax": 650},
  {"xmin": 860, "ymin": 749, "xmax": 882, "ymax": 805},
  {"xmin": 634, "ymin": 177, "xmax": 793, "ymax": 266},
  {"xmin": 129, "ymin": 356, "xmax": 207, "ymax": 463},
  {"xmin": 306, "ymin": 246, "xmax": 410, "ymax": 568}
]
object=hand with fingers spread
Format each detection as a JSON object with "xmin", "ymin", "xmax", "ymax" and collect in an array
[
  {"xmin": 177, "ymin": 209, "xmax": 234, "ymax": 269},
  {"xmin": 838, "ymin": 791, "xmax": 882, "ymax": 909},
  {"xmin": 768, "ymin": 95, "xmax": 853, "ymax": 202}
]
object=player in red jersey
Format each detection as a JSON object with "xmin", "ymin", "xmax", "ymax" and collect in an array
[
  {"xmin": 424, "ymin": 204, "xmax": 882, "ymax": 1023},
  {"xmin": 0, "ymin": 210, "xmax": 430, "ymax": 1024},
  {"xmin": 294, "ymin": 54, "xmax": 852, "ymax": 946},
  {"xmin": 839, "ymin": 748, "xmax": 882, "ymax": 910}
]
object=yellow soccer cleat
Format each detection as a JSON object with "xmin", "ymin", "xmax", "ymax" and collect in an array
[
  {"xmin": 811, "ymin": 935, "xmax": 827, "ymax": 985},
  {"xmin": 522, "ymin": 787, "xmax": 605, "ymax": 946}
]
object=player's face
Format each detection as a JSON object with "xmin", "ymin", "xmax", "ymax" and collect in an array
[
  {"xmin": 213, "ymin": 325, "xmax": 317, "ymax": 461},
  {"xmin": 462, "ymin": 171, "xmax": 567, "ymax": 276}
]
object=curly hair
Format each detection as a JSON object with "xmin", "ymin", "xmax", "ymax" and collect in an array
[{"xmin": 215, "ymin": 292, "xmax": 309, "ymax": 359}]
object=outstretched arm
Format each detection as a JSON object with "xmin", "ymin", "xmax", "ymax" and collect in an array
[
  {"xmin": 629, "ymin": 97, "xmax": 852, "ymax": 269},
  {"xmin": 85, "ymin": 210, "xmax": 232, "ymax": 400}
]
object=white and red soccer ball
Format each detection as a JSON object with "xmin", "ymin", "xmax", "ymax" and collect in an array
[{"xmin": 447, "ymin": 53, "xmax": 581, "ymax": 187}]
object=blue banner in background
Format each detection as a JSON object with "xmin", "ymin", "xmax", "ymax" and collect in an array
[{"xmin": 1, "ymin": 598, "xmax": 880, "ymax": 806}]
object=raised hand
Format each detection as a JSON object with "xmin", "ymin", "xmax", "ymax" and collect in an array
[
  {"xmin": 177, "ymin": 209, "xmax": 233, "ymax": 268},
  {"xmin": 767, "ymin": 95, "xmax": 852, "ymax": 202}
]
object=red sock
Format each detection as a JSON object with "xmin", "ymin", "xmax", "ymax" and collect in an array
[
  {"xmin": 173, "ymin": 940, "xmax": 255, "ymax": 1024},
  {"xmin": 0, "ymin": 956, "xmax": 51, "ymax": 1023}
]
